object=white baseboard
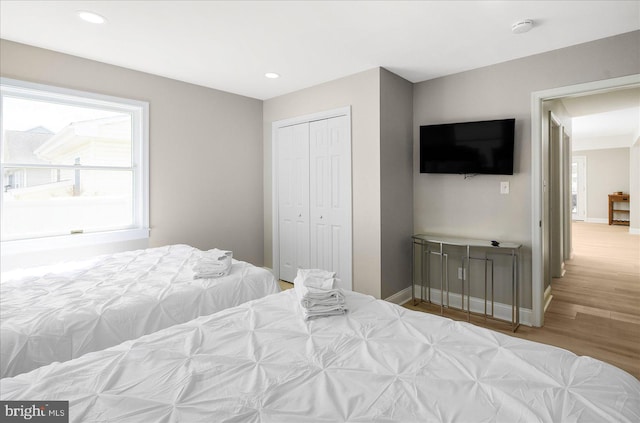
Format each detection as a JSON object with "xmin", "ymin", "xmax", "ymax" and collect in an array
[
  {"xmin": 585, "ymin": 218, "xmax": 608, "ymax": 224},
  {"xmin": 410, "ymin": 285, "xmax": 532, "ymax": 326},
  {"xmin": 384, "ymin": 286, "xmax": 412, "ymax": 305},
  {"xmin": 629, "ymin": 227, "xmax": 640, "ymax": 235}
]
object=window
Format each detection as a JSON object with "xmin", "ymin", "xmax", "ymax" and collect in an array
[{"xmin": 1, "ymin": 78, "xmax": 149, "ymax": 252}]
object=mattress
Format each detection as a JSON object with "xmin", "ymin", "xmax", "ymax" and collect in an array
[
  {"xmin": 0, "ymin": 244, "xmax": 279, "ymax": 378},
  {"xmin": 1, "ymin": 289, "xmax": 638, "ymax": 423}
]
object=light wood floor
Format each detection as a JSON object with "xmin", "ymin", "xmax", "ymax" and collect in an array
[{"xmin": 404, "ymin": 222, "xmax": 640, "ymax": 379}]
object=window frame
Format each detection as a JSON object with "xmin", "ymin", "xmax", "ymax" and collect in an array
[{"xmin": 0, "ymin": 77, "xmax": 149, "ymax": 255}]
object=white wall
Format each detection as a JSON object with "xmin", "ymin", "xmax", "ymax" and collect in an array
[
  {"xmin": 1, "ymin": 39, "xmax": 265, "ymax": 269},
  {"xmin": 579, "ymin": 147, "xmax": 631, "ymax": 222},
  {"xmin": 413, "ymin": 31, "xmax": 640, "ymax": 309}
]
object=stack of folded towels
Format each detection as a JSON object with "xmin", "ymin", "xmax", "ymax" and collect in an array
[
  {"xmin": 193, "ymin": 249, "xmax": 233, "ymax": 279},
  {"xmin": 294, "ymin": 268, "xmax": 347, "ymax": 320}
]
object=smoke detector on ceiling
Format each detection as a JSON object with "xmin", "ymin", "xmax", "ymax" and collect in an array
[{"xmin": 512, "ymin": 19, "xmax": 534, "ymax": 34}]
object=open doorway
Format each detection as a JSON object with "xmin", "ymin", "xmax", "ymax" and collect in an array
[
  {"xmin": 531, "ymin": 74, "xmax": 640, "ymax": 327},
  {"xmin": 546, "ymin": 87, "xmax": 638, "ymax": 278}
]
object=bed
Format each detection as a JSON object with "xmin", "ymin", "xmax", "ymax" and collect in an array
[
  {"xmin": 0, "ymin": 244, "xmax": 279, "ymax": 378},
  {"xmin": 1, "ymin": 289, "xmax": 638, "ymax": 422}
]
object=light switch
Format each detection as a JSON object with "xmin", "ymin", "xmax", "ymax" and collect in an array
[{"xmin": 500, "ymin": 181, "xmax": 510, "ymax": 194}]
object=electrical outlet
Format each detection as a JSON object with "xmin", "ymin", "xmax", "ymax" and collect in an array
[{"xmin": 500, "ymin": 181, "xmax": 510, "ymax": 194}]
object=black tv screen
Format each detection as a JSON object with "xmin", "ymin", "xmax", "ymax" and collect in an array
[{"xmin": 420, "ymin": 118, "xmax": 515, "ymax": 175}]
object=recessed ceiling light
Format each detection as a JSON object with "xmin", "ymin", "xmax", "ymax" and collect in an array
[
  {"xmin": 265, "ymin": 72, "xmax": 280, "ymax": 79},
  {"xmin": 512, "ymin": 19, "xmax": 534, "ymax": 34},
  {"xmin": 77, "ymin": 10, "xmax": 107, "ymax": 24}
]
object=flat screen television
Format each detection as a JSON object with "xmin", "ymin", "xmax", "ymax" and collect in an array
[{"xmin": 420, "ymin": 118, "xmax": 515, "ymax": 175}]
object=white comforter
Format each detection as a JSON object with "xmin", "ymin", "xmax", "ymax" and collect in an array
[
  {"xmin": 1, "ymin": 289, "xmax": 638, "ymax": 423},
  {"xmin": 0, "ymin": 244, "xmax": 279, "ymax": 378}
]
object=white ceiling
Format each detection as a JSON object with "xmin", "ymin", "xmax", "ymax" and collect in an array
[
  {"xmin": 1, "ymin": 0, "xmax": 638, "ymax": 101},
  {"xmin": 1, "ymin": 1, "xmax": 639, "ymax": 148},
  {"xmin": 562, "ymin": 88, "xmax": 640, "ymax": 151}
]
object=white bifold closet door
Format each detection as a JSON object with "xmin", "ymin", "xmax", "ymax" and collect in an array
[
  {"xmin": 276, "ymin": 113, "xmax": 352, "ymax": 290},
  {"xmin": 277, "ymin": 123, "xmax": 310, "ymax": 283},
  {"xmin": 308, "ymin": 116, "xmax": 351, "ymax": 290}
]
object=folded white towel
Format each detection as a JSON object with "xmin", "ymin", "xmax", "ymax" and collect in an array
[
  {"xmin": 297, "ymin": 268, "xmax": 336, "ymax": 289},
  {"xmin": 302, "ymin": 305, "xmax": 347, "ymax": 320},
  {"xmin": 294, "ymin": 268, "xmax": 347, "ymax": 320},
  {"xmin": 297, "ymin": 268, "xmax": 335, "ymax": 280},
  {"xmin": 300, "ymin": 288, "xmax": 345, "ymax": 309},
  {"xmin": 294, "ymin": 268, "xmax": 335, "ymax": 298},
  {"xmin": 193, "ymin": 249, "xmax": 233, "ymax": 279}
]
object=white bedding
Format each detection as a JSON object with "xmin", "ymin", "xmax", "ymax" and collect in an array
[
  {"xmin": 1, "ymin": 289, "xmax": 638, "ymax": 422},
  {"xmin": 0, "ymin": 244, "xmax": 279, "ymax": 378}
]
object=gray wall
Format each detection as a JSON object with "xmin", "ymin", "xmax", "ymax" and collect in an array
[
  {"xmin": 380, "ymin": 68, "xmax": 413, "ymax": 299},
  {"xmin": 1, "ymin": 39, "xmax": 265, "ymax": 267},
  {"xmin": 413, "ymin": 31, "xmax": 640, "ymax": 309},
  {"xmin": 264, "ymin": 67, "xmax": 414, "ymax": 299},
  {"xmin": 579, "ymin": 147, "xmax": 631, "ymax": 221},
  {"xmin": 263, "ymin": 68, "xmax": 382, "ymax": 297},
  {"xmin": 3, "ymin": 29, "xmax": 638, "ymax": 303}
]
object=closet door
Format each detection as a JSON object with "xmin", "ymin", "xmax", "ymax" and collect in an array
[
  {"xmin": 309, "ymin": 115, "xmax": 352, "ymax": 290},
  {"xmin": 277, "ymin": 123, "xmax": 310, "ymax": 282}
]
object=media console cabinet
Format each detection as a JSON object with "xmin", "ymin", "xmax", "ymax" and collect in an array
[{"xmin": 411, "ymin": 234, "xmax": 521, "ymax": 332}]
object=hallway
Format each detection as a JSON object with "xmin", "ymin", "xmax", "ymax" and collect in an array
[{"xmin": 542, "ymin": 222, "xmax": 640, "ymax": 377}]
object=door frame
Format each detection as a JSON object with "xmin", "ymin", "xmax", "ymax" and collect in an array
[
  {"xmin": 271, "ymin": 106, "xmax": 352, "ymax": 283},
  {"xmin": 548, "ymin": 111, "xmax": 564, "ymax": 280},
  {"xmin": 530, "ymin": 74, "xmax": 640, "ymax": 327},
  {"xmin": 562, "ymin": 129, "xmax": 572, "ymax": 262}
]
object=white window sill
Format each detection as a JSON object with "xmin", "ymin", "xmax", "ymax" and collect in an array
[{"xmin": 1, "ymin": 228, "xmax": 150, "ymax": 256}]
